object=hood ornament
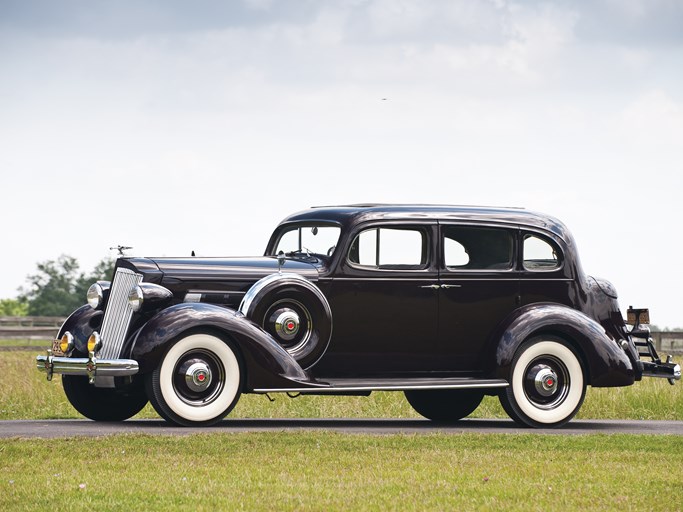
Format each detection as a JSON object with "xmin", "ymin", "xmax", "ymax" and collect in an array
[{"xmin": 110, "ymin": 245, "xmax": 133, "ymax": 256}]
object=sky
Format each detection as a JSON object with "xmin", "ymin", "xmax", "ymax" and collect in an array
[{"xmin": 1, "ymin": 0, "xmax": 682, "ymax": 326}]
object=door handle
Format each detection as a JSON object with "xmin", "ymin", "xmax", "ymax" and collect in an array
[
  {"xmin": 420, "ymin": 284, "xmax": 441, "ymax": 290},
  {"xmin": 419, "ymin": 284, "xmax": 462, "ymax": 290},
  {"xmin": 440, "ymin": 284, "xmax": 462, "ymax": 289}
]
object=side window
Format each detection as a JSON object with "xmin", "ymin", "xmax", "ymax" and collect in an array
[
  {"xmin": 349, "ymin": 227, "xmax": 427, "ymax": 269},
  {"xmin": 523, "ymin": 234, "xmax": 560, "ymax": 270},
  {"xmin": 443, "ymin": 226, "xmax": 513, "ymax": 270}
]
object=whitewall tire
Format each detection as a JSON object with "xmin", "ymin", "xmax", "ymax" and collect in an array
[
  {"xmin": 146, "ymin": 333, "xmax": 242, "ymax": 426},
  {"xmin": 500, "ymin": 336, "xmax": 586, "ymax": 428}
]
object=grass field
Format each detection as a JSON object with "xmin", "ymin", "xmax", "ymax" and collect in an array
[{"xmin": 2, "ymin": 433, "xmax": 682, "ymax": 511}]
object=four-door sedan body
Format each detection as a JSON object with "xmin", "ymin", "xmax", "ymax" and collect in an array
[{"xmin": 37, "ymin": 205, "xmax": 680, "ymax": 427}]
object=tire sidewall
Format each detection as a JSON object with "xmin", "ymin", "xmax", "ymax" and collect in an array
[
  {"xmin": 62, "ymin": 375, "xmax": 148, "ymax": 421},
  {"xmin": 405, "ymin": 389, "xmax": 485, "ymax": 422},
  {"xmin": 152, "ymin": 333, "xmax": 241, "ymax": 425},
  {"xmin": 507, "ymin": 337, "xmax": 585, "ymax": 427}
]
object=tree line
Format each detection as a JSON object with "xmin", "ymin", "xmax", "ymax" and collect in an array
[{"xmin": 0, "ymin": 255, "xmax": 115, "ymax": 317}]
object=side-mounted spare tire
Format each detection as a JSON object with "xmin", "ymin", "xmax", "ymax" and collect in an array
[{"xmin": 239, "ymin": 273, "xmax": 333, "ymax": 369}]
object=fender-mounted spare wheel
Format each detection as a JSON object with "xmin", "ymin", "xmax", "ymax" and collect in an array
[{"xmin": 239, "ymin": 273, "xmax": 333, "ymax": 369}]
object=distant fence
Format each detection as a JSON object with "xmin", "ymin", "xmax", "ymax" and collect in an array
[
  {"xmin": 1, "ymin": 316, "xmax": 682, "ymax": 354},
  {"xmin": 0, "ymin": 316, "xmax": 65, "ymax": 339},
  {"xmin": 651, "ymin": 332, "xmax": 683, "ymax": 355}
]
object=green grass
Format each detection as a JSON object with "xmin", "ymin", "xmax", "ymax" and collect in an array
[
  {"xmin": 2, "ymin": 350, "xmax": 682, "ymax": 421},
  {"xmin": 1, "ymin": 433, "xmax": 682, "ymax": 511},
  {"xmin": 0, "ymin": 339, "xmax": 48, "ymax": 347}
]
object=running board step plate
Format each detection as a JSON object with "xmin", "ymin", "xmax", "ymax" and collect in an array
[{"xmin": 254, "ymin": 377, "xmax": 509, "ymax": 394}]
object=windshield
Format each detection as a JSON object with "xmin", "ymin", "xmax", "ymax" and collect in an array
[{"xmin": 274, "ymin": 225, "xmax": 341, "ymax": 258}]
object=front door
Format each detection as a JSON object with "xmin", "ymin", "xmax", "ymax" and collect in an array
[{"xmin": 316, "ymin": 223, "xmax": 440, "ymax": 376}]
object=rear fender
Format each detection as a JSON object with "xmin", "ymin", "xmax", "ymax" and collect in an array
[
  {"xmin": 129, "ymin": 303, "xmax": 312, "ymax": 391},
  {"xmin": 494, "ymin": 304, "xmax": 634, "ymax": 387}
]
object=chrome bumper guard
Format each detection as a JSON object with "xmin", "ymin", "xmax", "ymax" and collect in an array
[
  {"xmin": 36, "ymin": 349, "xmax": 139, "ymax": 384},
  {"xmin": 641, "ymin": 357, "xmax": 681, "ymax": 385}
]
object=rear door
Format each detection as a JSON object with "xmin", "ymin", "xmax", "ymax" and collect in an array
[{"xmin": 437, "ymin": 224, "xmax": 520, "ymax": 372}]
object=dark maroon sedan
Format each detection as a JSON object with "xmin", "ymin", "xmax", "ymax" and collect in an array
[{"xmin": 37, "ymin": 205, "xmax": 680, "ymax": 427}]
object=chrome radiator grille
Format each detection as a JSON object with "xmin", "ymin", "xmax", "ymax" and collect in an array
[{"xmin": 98, "ymin": 268, "xmax": 143, "ymax": 359}]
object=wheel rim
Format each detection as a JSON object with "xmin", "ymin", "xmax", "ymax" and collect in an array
[
  {"xmin": 263, "ymin": 299, "xmax": 313, "ymax": 357},
  {"xmin": 522, "ymin": 356, "xmax": 570, "ymax": 410},
  {"xmin": 172, "ymin": 349, "xmax": 226, "ymax": 406}
]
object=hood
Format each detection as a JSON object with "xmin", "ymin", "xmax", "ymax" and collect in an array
[
  {"xmin": 150, "ymin": 256, "xmax": 320, "ymax": 283},
  {"xmin": 117, "ymin": 256, "xmax": 320, "ymax": 308}
]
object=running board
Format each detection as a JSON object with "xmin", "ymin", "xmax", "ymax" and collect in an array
[{"xmin": 253, "ymin": 377, "xmax": 509, "ymax": 394}]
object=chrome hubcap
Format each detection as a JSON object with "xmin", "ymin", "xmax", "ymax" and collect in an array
[
  {"xmin": 185, "ymin": 361, "xmax": 213, "ymax": 392},
  {"xmin": 273, "ymin": 309, "xmax": 300, "ymax": 341},
  {"xmin": 533, "ymin": 367, "xmax": 558, "ymax": 397},
  {"xmin": 524, "ymin": 358, "xmax": 569, "ymax": 409}
]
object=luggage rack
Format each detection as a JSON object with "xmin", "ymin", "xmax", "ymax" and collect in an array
[{"xmin": 627, "ymin": 306, "xmax": 680, "ymax": 385}]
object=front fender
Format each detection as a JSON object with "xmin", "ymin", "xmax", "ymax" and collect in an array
[
  {"xmin": 57, "ymin": 305, "xmax": 103, "ymax": 355},
  {"xmin": 494, "ymin": 304, "xmax": 634, "ymax": 387},
  {"xmin": 129, "ymin": 303, "xmax": 313, "ymax": 391}
]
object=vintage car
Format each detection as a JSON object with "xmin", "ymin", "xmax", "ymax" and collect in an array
[{"xmin": 37, "ymin": 204, "xmax": 680, "ymax": 428}]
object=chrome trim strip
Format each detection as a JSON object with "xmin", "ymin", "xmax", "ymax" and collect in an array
[
  {"xmin": 37, "ymin": 355, "xmax": 139, "ymax": 377},
  {"xmin": 332, "ymin": 277, "xmax": 444, "ymax": 282},
  {"xmin": 253, "ymin": 380, "xmax": 509, "ymax": 393}
]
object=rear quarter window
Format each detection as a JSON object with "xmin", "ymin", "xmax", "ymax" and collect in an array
[{"xmin": 523, "ymin": 234, "xmax": 561, "ymax": 271}]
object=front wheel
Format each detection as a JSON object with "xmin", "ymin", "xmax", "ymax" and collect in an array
[
  {"xmin": 405, "ymin": 389, "xmax": 485, "ymax": 422},
  {"xmin": 499, "ymin": 336, "xmax": 586, "ymax": 428},
  {"xmin": 63, "ymin": 375, "xmax": 148, "ymax": 421},
  {"xmin": 146, "ymin": 332, "xmax": 242, "ymax": 427}
]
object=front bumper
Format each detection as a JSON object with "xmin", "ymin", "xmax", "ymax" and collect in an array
[{"xmin": 36, "ymin": 349, "xmax": 139, "ymax": 383}]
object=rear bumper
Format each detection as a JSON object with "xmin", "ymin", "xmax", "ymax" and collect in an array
[
  {"xmin": 36, "ymin": 350, "xmax": 139, "ymax": 382},
  {"xmin": 641, "ymin": 358, "xmax": 681, "ymax": 383}
]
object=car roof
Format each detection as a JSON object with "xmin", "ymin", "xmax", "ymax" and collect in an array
[{"xmin": 278, "ymin": 204, "xmax": 572, "ymax": 241}]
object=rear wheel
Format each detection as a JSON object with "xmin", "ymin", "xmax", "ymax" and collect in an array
[
  {"xmin": 146, "ymin": 333, "xmax": 242, "ymax": 427},
  {"xmin": 500, "ymin": 336, "xmax": 586, "ymax": 428},
  {"xmin": 404, "ymin": 389, "xmax": 485, "ymax": 422},
  {"xmin": 63, "ymin": 375, "xmax": 148, "ymax": 421}
]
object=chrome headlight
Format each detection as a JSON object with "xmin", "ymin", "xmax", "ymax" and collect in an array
[
  {"xmin": 87, "ymin": 332, "xmax": 102, "ymax": 353},
  {"xmin": 59, "ymin": 332, "xmax": 74, "ymax": 355},
  {"xmin": 127, "ymin": 283, "xmax": 173, "ymax": 313},
  {"xmin": 128, "ymin": 285, "xmax": 144, "ymax": 312},
  {"xmin": 87, "ymin": 283, "xmax": 104, "ymax": 309}
]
